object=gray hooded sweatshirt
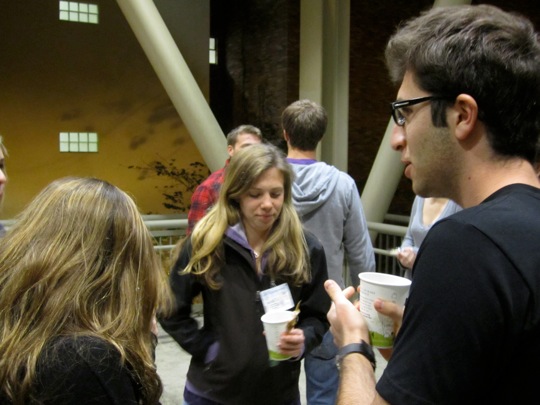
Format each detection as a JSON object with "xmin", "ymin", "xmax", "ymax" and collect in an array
[{"xmin": 287, "ymin": 158, "xmax": 375, "ymax": 288}]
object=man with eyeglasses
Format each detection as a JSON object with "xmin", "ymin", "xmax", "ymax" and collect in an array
[{"xmin": 325, "ymin": 5, "xmax": 540, "ymax": 404}]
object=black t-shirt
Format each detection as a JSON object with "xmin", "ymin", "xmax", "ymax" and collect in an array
[{"xmin": 377, "ymin": 184, "xmax": 540, "ymax": 404}]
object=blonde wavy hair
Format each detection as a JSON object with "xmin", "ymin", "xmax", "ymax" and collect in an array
[
  {"xmin": 184, "ymin": 143, "xmax": 310, "ymax": 289},
  {"xmin": 0, "ymin": 177, "xmax": 173, "ymax": 404}
]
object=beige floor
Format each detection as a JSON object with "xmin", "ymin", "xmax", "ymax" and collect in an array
[{"xmin": 156, "ymin": 325, "xmax": 388, "ymax": 405}]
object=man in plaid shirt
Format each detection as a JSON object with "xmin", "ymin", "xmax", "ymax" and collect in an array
[{"xmin": 186, "ymin": 125, "xmax": 263, "ymax": 235}]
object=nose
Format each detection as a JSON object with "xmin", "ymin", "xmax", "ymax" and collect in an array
[
  {"xmin": 0, "ymin": 169, "xmax": 7, "ymax": 185},
  {"xmin": 390, "ymin": 124, "xmax": 406, "ymax": 152},
  {"xmin": 260, "ymin": 194, "xmax": 273, "ymax": 209}
]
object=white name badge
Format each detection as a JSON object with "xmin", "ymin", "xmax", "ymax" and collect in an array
[{"xmin": 260, "ymin": 283, "xmax": 295, "ymax": 313}]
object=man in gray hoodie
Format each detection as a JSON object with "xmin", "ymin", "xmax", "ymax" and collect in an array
[{"xmin": 282, "ymin": 99, "xmax": 375, "ymax": 405}]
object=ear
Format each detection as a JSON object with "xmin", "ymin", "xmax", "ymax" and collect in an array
[
  {"xmin": 451, "ymin": 94, "xmax": 479, "ymax": 141},
  {"xmin": 227, "ymin": 144, "xmax": 234, "ymax": 157},
  {"xmin": 283, "ymin": 130, "xmax": 289, "ymax": 142}
]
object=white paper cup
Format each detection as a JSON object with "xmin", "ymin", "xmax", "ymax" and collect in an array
[
  {"xmin": 261, "ymin": 310, "xmax": 296, "ymax": 361},
  {"xmin": 359, "ymin": 272, "xmax": 411, "ymax": 348}
]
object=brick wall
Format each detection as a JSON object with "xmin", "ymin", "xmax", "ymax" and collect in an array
[{"xmin": 211, "ymin": 0, "xmax": 540, "ymax": 215}]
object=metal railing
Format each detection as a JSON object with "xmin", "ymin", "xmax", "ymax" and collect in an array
[
  {"xmin": 142, "ymin": 215, "xmax": 187, "ymax": 270},
  {"xmin": 0, "ymin": 214, "xmax": 408, "ymax": 276},
  {"xmin": 369, "ymin": 221, "xmax": 407, "ymax": 276},
  {"xmin": 144, "ymin": 215, "xmax": 408, "ymax": 277}
]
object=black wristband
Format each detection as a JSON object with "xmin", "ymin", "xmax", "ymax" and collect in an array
[{"xmin": 335, "ymin": 341, "xmax": 376, "ymax": 371}]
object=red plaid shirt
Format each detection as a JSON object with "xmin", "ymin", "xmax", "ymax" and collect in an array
[{"xmin": 186, "ymin": 164, "xmax": 227, "ymax": 235}]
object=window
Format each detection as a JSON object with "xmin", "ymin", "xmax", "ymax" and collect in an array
[
  {"xmin": 209, "ymin": 38, "xmax": 218, "ymax": 65},
  {"xmin": 59, "ymin": 1, "xmax": 99, "ymax": 24},
  {"xmin": 59, "ymin": 132, "xmax": 99, "ymax": 153}
]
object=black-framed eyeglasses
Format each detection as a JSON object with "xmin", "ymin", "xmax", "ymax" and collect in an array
[{"xmin": 390, "ymin": 96, "xmax": 451, "ymax": 127}]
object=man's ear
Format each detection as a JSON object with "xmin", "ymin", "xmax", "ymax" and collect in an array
[
  {"xmin": 227, "ymin": 144, "xmax": 234, "ymax": 157},
  {"xmin": 283, "ymin": 129, "xmax": 289, "ymax": 142},
  {"xmin": 452, "ymin": 94, "xmax": 479, "ymax": 141}
]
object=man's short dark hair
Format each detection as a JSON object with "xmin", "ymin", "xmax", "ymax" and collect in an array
[
  {"xmin": 281, "ymin": 100, "xmax": 328, "ymax": 151},
  {"xmin": 385, "ymin": 5, "xmax": 540, "ymax": 163},
  {"xmin": 226, "ymin": 125, "xmax": 263, "ymax": 147}
]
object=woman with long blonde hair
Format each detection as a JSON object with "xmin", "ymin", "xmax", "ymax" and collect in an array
[
  {"xmin": 160, "ymin": 143, "xmax": 330, "ymax": 405},
  {"xmin": 0, "ymin": 177, "xmax": 172, "ymax": 404}
]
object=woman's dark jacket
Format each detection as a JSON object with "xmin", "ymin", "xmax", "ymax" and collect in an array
[{"xmin": 159, "ymin": 230, "xmax": 330, "ymax": 405}]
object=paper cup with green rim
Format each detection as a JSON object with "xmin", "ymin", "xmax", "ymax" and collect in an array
[
  {"xmin": 359, "ymin": 272, "xmax": 411, "ymax": 348},
  {"xmin": 261, "ymin": 310, "xmax": 296, "ymax": 361}
]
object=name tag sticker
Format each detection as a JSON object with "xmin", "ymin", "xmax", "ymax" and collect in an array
[{"xmin": 260, "ymin": 284, "xmax": 294, "ymax": 313}]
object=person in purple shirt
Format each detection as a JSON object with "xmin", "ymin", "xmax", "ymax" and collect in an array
[
  {"xmin": 161, "ymin": 143, "xmax": 330, "ymax": 405},
  {"xmin": 282, "ymin": 99, "xmax": 375, "ymax": 405}
]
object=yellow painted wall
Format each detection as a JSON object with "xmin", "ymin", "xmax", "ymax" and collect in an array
[{"xmin": 0, "ymin": 0, "xmax": 210, "ymax": 218}]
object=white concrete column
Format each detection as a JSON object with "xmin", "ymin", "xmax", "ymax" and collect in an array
[
  {"xmin": 320, "ymin": 0, "xmax": 350, "ymax": 171},
  {"xmin": 361, "ymin": 122, "xmax": 404, "ymax": 239},
  {"xmin": 299, "ymin": 0, "xmax": 324, "ymax": 160},
  {"xmin": 299, "ymin": 0, "xmax": 350, "ymax": 170},
  {"xmin": 299, "ymin": 0, "xmax": 323, "ymax": 103},
  {"xmin": 116, "ymin": 0, "xmax": 227, "ymax": 172}
]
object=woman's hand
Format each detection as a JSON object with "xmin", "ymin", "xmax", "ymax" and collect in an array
[
  {"xmin": 397, "ymin": 247, "xmax": 416, "ymax": 269},
  {"xmin": 278, "ymin": 328, "xmax": 305, "ymax": 358}
]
